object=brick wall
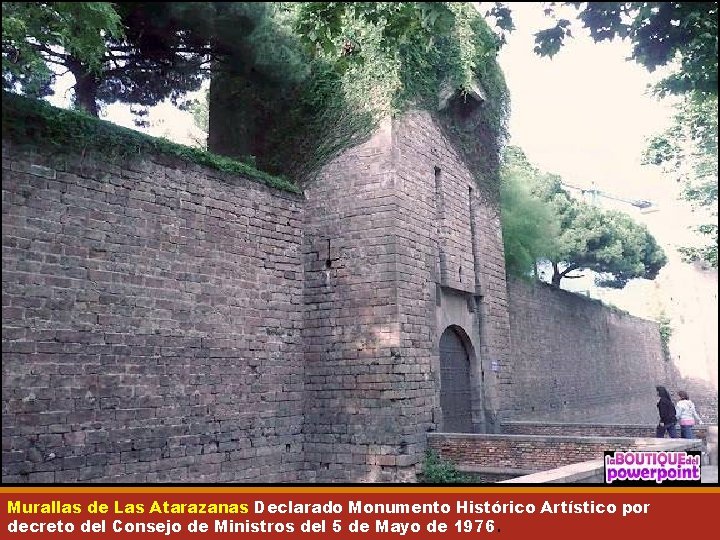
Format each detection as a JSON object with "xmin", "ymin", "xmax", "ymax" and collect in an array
[
  {"xmin": 427, "ymin": 433, "xmax": 702, "ymax": 472},
  {"xmin": 2, "ymin": 143, "xmax": 305, "ymax": 482},
  {"xmin": 501, "ymin": 421, "xmax": 710, "ymax": 441},
  {"xmin": 301, "ymin": 118, "xmax": 410, "ymax": 482},
  {"xmin": 501, "ymin": 421, "xmax": 712, "ymax": 461},
  {"xmin": 299, "ymin": 107, "xmax": 513, "ymax": 481},
  {"xmin": 2, "ymin": 106, "xmax": 513, "ymax": 484},
  {"xmin": 506, "ymin": 279, "xmax": 675, "ymax": 424},
  {"xmin": 392, "ymin": 110, "xmax": 511, "ymax": 435},
  {"xmin": 6, "ymin": 106, "xmax": 703, "ymax": 484}
]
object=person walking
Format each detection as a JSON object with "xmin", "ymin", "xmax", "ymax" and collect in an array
[
  {"xmin": 675, "ymin": 390, "xmax": 702, "ymax": 439},
  {"xmin": 655, "ymin": 386, "xmax": 677, "ymax": 438}
]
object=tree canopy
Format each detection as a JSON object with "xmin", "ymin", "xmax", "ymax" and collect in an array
[
  {"xmin": 522, "ymin": 2, "xmax": 718, "ymax": 97},
  {"xmin": 2, "ymin": 2, "xmax": 295, "ymax": 119},
  {"xmin": 207, "ymin": 2, "xmax": 509, "ymax": 183},
  {"xmin": 5, "ymin": 2, "xmax": 716, "ymax": 116},
  {"xmin": 2, "ymin": 2, "xmax": 123, "ymax": 101},
  {"xmin": 500, "ymin": 146, "xmax": 559, "ymax": 279},
  {"xmin": 501, "ymin": 147, "xmax": 668, "ymax": 288},
  {"xmin": 644, "ymin": 93, "xmax": 718, "ymax": 267}
]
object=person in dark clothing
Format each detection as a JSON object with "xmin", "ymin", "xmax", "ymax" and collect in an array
[{"xmin": 655, "ymin": 386, "xmax": 677, "ymax": 438}]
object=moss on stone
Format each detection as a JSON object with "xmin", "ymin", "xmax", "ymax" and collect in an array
[{"xmin": 2, "ymin": 91, "xmax": 301, "ymax": 194}]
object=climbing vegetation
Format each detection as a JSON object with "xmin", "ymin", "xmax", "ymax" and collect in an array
[
  {"xmin": 209, "ymin": 2, "xmax": 509, "ymax": 190},
  {"xmin": 2, "ymin": 91, "xmax": 298, "ymax": 193}
]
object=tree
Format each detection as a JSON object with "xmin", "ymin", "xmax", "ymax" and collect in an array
[
  {"xmin": 644, "ymin": 93, "xmax": 718, "ymax": 267},
  {"xmin": 517, "ymin": 2, "xmax": 718, "ymax": 97},
  {"xmin": 293, "ymin": 2, "xmax": 459, "ymax": 57},
  {"xmin": 2, "ymin": 2, "xmax": 123, "ymax": 100},
  {"xmin": 485, "ymin": 2, "xmax": 715, "ymax": 271},
  {"xmin": 501, "ymin": 147, "xmax": 668, "ymax": 288},
  {"xmin": 500, "ymin": 147, "xmax": 559, "ymax": 279},
  {"xmin": 207, "ymin": 2, "xmax": 509, "ymax": 181},
  {"xmin": 188, "ymin": 88, "xmax": 209, "ymax": 149},
  {"xmin": 206, "ymin": 2, "xmax": 312, "ymax": 165},
  {"xmin": 548, "ymin": 201, "xmax": 667, "ymax": 288},
  {"xmin": 2, "ymin": 2, "xmax": 283, "ymax": 118}
]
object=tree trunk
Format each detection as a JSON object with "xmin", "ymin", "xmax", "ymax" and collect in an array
[
  {"xmin": 207, "ymin": 72, "xmax": 255, "ymax": 160},
  {"xmin": 551, "ymin": 262, "xmax": 562, "ymax": 288},
  {"xmin": 70, "ymin": 63, "xmax": 100, "ymax": 117}
]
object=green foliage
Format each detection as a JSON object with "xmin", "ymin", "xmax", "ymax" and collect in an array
[
  {"xmin": 420, "ymin": 451, "xmax": 471, "ymax": 484},
  {"xmin": 211, "ymin": 2, "xmax": 509, "ymax": 188},
  {"xmin": 529, "ymin": 2, "xmax": 718, "ymax": 97},
  {"xmin": 6, "ymin": 2, "xmax": 508, "ymax": 187},
  {"xmin": 2, "ymin": 91, "xmax": 298, "ymax": 193},
  {"xmin": 559, "ymin": 207, "xmax": 667, "ymax": 289},
  {"xmin": 656, "ymin": 313, "xmax": 673, "ymax": 361},
  {"xmin": 188, "ymin": 88, "xmax": 209, "ymax": 149},
  {"xmin": 3, "ymin": 2, "xmax": 295, "ymax": 118},
  {"xmin": 644, "ymin": 93, "xmax": 718, "ymax": 267},
  {"xmin": 501, "ymin": 147, "xmax": 667, "ymax": 288},
  {"xmin": 2, "ymin": 2, "xmax": 123, "ymax": 97},
  {"xmin": 294, "ymin": 3, "xmax": 457, "ymax": 57},
  {"xmin": 533, "ymin": 18, "xmax": 572, "ymax": 57},
  {"xmin": 500, "ymin": 147, "xmax": 560, "ymax": 279}
]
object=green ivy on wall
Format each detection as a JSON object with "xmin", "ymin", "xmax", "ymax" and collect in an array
[
  {"xmin": 213, "ymin": 2, "xmax": 509, "ymax": 196},
  {"xmin": 2, "ymin": 91, "xmax": 300, "ymax": 194},
  {"xmin": 657, "ymin": 313, "xmax": 673, "ymax": 361}
]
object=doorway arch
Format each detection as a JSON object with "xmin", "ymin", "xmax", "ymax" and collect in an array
[{"xmin": 439, "ymin": 325, "xmax": 473, "ymax": 432}]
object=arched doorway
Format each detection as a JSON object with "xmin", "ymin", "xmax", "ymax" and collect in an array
[{"xmin": 439, "ymin": 326, "xmax": 473, "ymax": 432}]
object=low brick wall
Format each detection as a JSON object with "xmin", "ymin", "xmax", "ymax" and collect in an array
[
  {"xmin": 427, "ymin": 433, "xmax": 704, "ymax": 473},
  {"xmin": 501, "ymin": 421, "xmax": 714, "ymax": 461},
  {"xmin": 501, "ymin": 421, "xmax": 709, "ymax": 441},
  {"xmin": 500, "ymin": 439, "xmax": 704, "ymax": 484}
]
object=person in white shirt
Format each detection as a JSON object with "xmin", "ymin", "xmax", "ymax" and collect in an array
[{"xmin": 675, "ymin": 390, "xmax": 702, "ymax": 439}]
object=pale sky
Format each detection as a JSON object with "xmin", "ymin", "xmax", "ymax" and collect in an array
[
  {"xmin": 495, "ymin": 3, "xmax": 711, "ymax": 252},
  {"xmin": 497, "ymin": 3, "xmax": 677, "ymax": 198}
]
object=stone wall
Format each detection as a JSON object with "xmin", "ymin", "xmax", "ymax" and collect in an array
[
  {"xmin": 501, "ymin": 421, "xmax": 711, "ymax": 442},
  {"xmin": 301, "ymin": 119, "xmax": 412, "ymax": 482},
  {"xmin": 506, "ymin": 279, "xmax": 674, "ymax": 424},
  {"xmin": 300, "ymin": 108, "xmax": 512, "ymax": 482},
  {"xmin": 392, "ymin": 110, "xmax": 511, "ymax": 436},
  {"xmin": 427, "ymin": 433, "xmax": 703, "ymax": 473},
  {"xmin": 4, "ymin": 105, "xmax": 701, "ymax": 484},
  {"xmin": 3, "ymin": 105, "xmax": 511, "ymax": 484},
  {"xmin": 2, "ymin": 143, "xmax": 305, "ymax": 482}
]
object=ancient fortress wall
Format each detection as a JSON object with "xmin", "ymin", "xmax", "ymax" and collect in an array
[
  {"xmin": 2, "ymin": 142, "xmax": 305, "ymax": 483},
  {"xmin": 2, "ymin": 107, "xmax": 687, "ymax": 483},
  {"xmin": 505, "ymin": 279, "xmax": 673, "ymax": 425},
  {"xmin": 301, "ymin": 119, "xmax": 410, "ymax": 482},
  {"xmin": 299, "ymin": 108, "xmax": 514, "ymax": 482},
  {"xmin": 391, "ymin": 110, "xmax": 511, "ymax": 436}
]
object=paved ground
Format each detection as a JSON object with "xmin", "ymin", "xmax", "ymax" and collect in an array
[{"xmin": 701, "ymin": 465, "xmax": 718, "ymax": 484}]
